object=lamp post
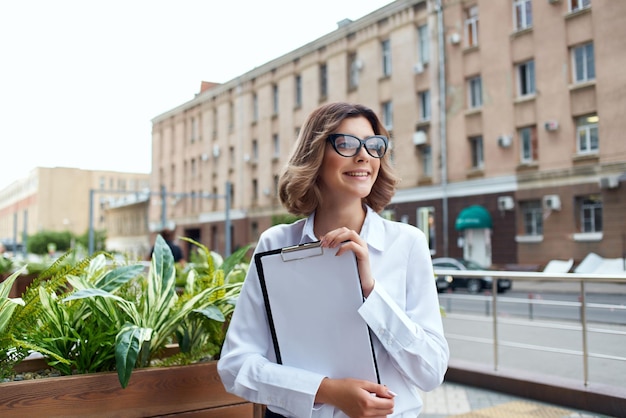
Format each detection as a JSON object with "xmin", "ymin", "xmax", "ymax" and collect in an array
[{"xmin": 436, "ymin": 0, "xmax": 450, "ymax": 257}]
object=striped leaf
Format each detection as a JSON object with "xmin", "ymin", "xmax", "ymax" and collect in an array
[{"xmin": 115, "ymin": 324, "xmax": 152, "ymax": 388}]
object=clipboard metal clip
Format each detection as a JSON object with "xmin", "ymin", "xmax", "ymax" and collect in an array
[{"xmin": 280, "ymin": 241, "xmax": 324, "ymax": 262}]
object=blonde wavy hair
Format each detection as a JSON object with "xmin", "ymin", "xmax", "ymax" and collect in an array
[{"xmin": 278, "ymin": 102, "xmax": 399, "ymax": 216}]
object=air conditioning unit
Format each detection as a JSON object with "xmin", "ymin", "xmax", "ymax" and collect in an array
[
  {"xmin": 599, "ymin": 176, "xmax": 619, "ymax": 189},
  {"xmin": 548, "ymin": 0, "xmax": 561, "ymax": 4},
  {"xmin": 413, "ymin": 62, "xmax": 424, "ymax": 74},
  {"xmin": 497, "ymin": 135, "xmax": 512, "ymax": 148},
  {"xmin": 201, "ymin": 153, "xmax": 209, "ymax": 161},
  {"xmin": 497, "ymin": 196, "xmax": 515, "ymax": 211},
  {"xmin": 243, "ymin": 154, "xmax": 251, "ymax": 163},
  {"xmin": 544, "ymin": 120, "xmax": 559, "ymax": 131},
  {"xmin": 449, "ymin": 33, "xmax": 461, "ymax": 45},
  {"xmin": 543, "ymin": 194, "xmax": 562, "ymax": 211},
  {"xmin": 354, "ymin": 59, "xmax": 364, "ymax": 71},
  {"xmin": 413, "ymin": 131, "xmax": 427, "ymax": 146},
  {"xmin": 212, "ymin": 144, "xmax": 221, "ymax": 158}
]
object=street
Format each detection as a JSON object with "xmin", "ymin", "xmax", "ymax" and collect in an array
[
  {"xmin": 439, "ymin": 281, "xmax": 626, "ymax": 389},
  {"xmin": 439, "ymin": 281, "xmax": 626, "ymax": 325}
]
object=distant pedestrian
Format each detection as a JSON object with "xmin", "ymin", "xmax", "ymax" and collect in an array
[{"xmin": 149, "ymin": 229, "xmax": 185, "ymax": 265}]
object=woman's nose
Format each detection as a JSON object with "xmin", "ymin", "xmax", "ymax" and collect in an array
[{"xmin": 355, "ymin": 145, "xmax": 370, "ymax": 161}]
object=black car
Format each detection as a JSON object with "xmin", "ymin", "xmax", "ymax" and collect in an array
[{"xmin": 432, "ymin": 257, "xmax": 512, "ymax": 294}]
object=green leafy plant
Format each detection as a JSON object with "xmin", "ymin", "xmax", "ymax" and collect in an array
[
  {"xmin": 0, "ymin": 255, "xmax": 13, "ymax": 275},
  {"xmin": 32, "ymin": 255, "xmax": 144, "ymax": 375},
  {"xmin": 0, "ymin": 235, "xmax": 249, "ymax": 388},
  {"xmin": 0, "ymin": 267, "xmax": 26, "ymax": 379},
  {"xmin": 271, "ymin": 213, "xmax": 303, "ymax": 226},
  {"xmin": 61, "ymin": 235, "xmax": 249, "ymax": 388},
  {"xmin": 0, "ymin": 265, "xmax": 70, "ymax": 379},
  {"xmin": 173, "ymin": 238, "xmax": 250, "ymax": 362}
]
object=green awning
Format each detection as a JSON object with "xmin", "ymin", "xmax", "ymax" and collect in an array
[{"xmin": 455, "ymin": 205, "xmax": 493, "ymax": 230}]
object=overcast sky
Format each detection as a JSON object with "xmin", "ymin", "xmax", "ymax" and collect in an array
[{"xmin": 0, "ymin": 0, "xmax": 392, "ymax": 190}]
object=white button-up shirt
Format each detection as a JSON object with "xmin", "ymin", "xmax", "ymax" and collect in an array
[{"xmin": 218, "ymin": 206, "xmax": 449, "ymax": 417}]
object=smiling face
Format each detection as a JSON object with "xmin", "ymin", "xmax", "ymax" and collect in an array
[{"xmin": 318, "ymin": 116, "xmax": 380, "ymax": 207}]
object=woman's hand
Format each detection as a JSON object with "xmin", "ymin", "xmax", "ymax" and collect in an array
[
  {"xmin": 320, "ymin": 227, "xmax": 375, "ymax": 298},
  {"xmin": 316, "ymin": 377, "xmax": 395, "ymax": 418}
]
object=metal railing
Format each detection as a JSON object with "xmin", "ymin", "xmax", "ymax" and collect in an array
[{"xmin": 433, "ymin": 269, "xmax": 626, "ymax": 387}]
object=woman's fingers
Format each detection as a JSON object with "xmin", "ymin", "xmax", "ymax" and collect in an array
[{"xmin": 320, "ymin": 228, "xmax": 375, "ymax": 297}]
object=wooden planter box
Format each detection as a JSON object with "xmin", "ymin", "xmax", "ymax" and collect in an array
[{"xmin": 0, "ymin": 361, "xmax": 264, "ymax": 417}]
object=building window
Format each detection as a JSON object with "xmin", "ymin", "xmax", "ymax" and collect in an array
[
  {"xmin": 273, "ymin": 174, "xmax": 279, "ymax": 197},
  {"xmin": 382, "ymin": 101, "xmax": 393, "ymax": 132},
  {"xmin": 229, "ymin": 146, "xmax": 235, "ymax": 166},
  {"xmin": 212, "ymin": 109, "xmax": 218, "ymax": 138},
  {"xmin": 191, "ymin": 158, "xmax": 197, "ymax": 178},
  {"xmin": 421, "ymin": 145, "xmax": 432, "ymax": 177},
  {"xmin": 576, "ymin": 114, "xmax": 599, "ymax": 154},
  {"xmin": 272, "ymin": 134, "xmax": 280, "ymax": 158},
  {"xmin": 417, "ymin": 207, "xmax": 436, "ymax": 254},
  {"xmin": 294, "ymin": 75, "xmax": 302, "ymax": 108},
  {"xmin": 513, "ymin": 0, "xmax": 532, "ymax": 31},
  {"xmin": 251, "ymin": 179, "xmax": 258, "ymax": 202},
  {"xmin": 228, "ymin": 101, "xmax": 234, "ymax": 132},
  {"xmin": 464, "ymin": 6, "xmax": 479, "ymax": 47},
  {"xmin": 381, "ymin": 39, "xmax": 392, "ymax": 77},
  {"xmin": 170, "ymin": 125, "xmax": 176, "ymax": 152},
  {"xmin": 521, "ymin": 200, "xmax": 543, "ymax": 235},
  {"xmin": 252, "ymin": 139, "xmax": 259, "ymax": 161},
  {"xmin": 577, "ymin": 195, "xmax": 602, "ymax": 233},
  {"xmin": 252, "ymin": 93, "xmax": 258, "ymax": 122},
  {"xmin": 519, "ymin": 126, "xmax": 538, "ymax": 163},
  {"xmin": 569, "ymin": 0, "xmax": 591, "ymax": 13},
  {"xmin": 272, "ymin": 84, "xmax": 279, "ymax": 115},
  {"xmin": 517, "ymin": 60, "xmax": 535, "ymax": 97},
  {"xmin": 348, "ymin": 53, "xmax": 360, "ymax": 90},
  {"xmin": 469, "ymin": 135, "xmax": 484, "ymax": 169},
  {"xmin": 467, "ymin": 76, "xmax": 483, "ymax": 109},
  {"xmin": 572, "ymin": 42, "xmax": 595, "ymax": 83},
  {"xmin": 190, "ymin": 117, "xmax": 197, "ymax": 142},
  {"xmin": 319, "ymin": 63, "xmax": 328, "ymax": 99},
  {"xmin": 417, "ymin": 25, "xmax": 429, "ymax": 64},
  {"xmin": 418, "ymin": 90, "xmax": 431, "ymax": 121}
]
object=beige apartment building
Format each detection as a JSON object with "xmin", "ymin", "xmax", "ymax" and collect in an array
[
  {"xmin": 0, "ymin": 167, "xmax": 150, "ymax": 254},
  {"xmin": 150, "ymin": 0, "xmax": 626, "ymax": 268}
]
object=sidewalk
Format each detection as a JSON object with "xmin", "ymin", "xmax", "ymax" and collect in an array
[{"xmin": 418, "ymin": 382, "xmax": 614, "ymax": 418}]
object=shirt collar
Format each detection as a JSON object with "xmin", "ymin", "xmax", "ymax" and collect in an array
[
  {"xmin": 301, "ymin": 213, "xmax": 318, "ymax": 244},
  {"xmin": 299, "ymin": 205, "xmax": 386, "ymax": 252}
]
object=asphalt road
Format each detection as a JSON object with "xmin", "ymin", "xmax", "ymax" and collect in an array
[
  {"xmin": 439, "ymin": 280, "xmax": 626, "ymax": 325},
  {"xmin": 439, "ymin": 280, "xmax": 626, "ymax": 389}
]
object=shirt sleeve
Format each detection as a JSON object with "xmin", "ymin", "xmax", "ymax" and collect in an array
[
  {"xmin": 357, "ymin": 230, "xmax": 449, "ymax": 392},
  {"xmin": 217, "ymin": 237, "xmax": 329, "ymax": 418}
]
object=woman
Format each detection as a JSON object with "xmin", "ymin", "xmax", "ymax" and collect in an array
[{"xmin": 218, "ymin": 102, "xmax": 449, "ymax": 417}]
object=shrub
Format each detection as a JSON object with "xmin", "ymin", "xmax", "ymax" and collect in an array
[{"xmin": 0, "ymin": 235, "xmax": 250, "ymax": 388}]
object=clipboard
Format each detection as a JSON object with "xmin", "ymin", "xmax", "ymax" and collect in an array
[{"xmin": 255, "ymin": 241, "xmax": 379, "ymax": 383}]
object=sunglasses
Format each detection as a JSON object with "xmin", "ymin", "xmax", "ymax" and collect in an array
[{"xmin": 327, "ymin": 133, "xmax": 388, "ymax": 158}]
